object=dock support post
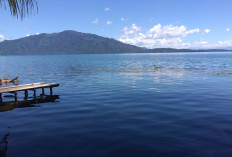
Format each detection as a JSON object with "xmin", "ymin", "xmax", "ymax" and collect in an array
[
  {"xmin": 33, "ymin": 90, "xmax": 36, "ymax": 98},
  {"xmin": 25, "ymin": 90, "xmax": 28, "ymax": 98},
  {"xmin": 14, "ymin": 92, "xmax": 17, "ymax": 102},
  {"xmin": 42, "ymin": 88, "xmax": 45, "ymax": 95},
  {"xmin": 0, "ymin": 93, "xmax": 2, "ymax": 102},
  {"xmin": 50, "ymin": 87, "xmax": 53, "ymax": 95}
]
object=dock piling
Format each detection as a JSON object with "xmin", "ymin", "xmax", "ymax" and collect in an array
[
  {"xmin": 33, "ymin": 90, "xmax": 36, "ymax": 98},
  {"xmin": 50, "ymin": 87, "xmax": 53, "ymax": 95},
  {"xmin": 25, "ymin": 90, "xmax": 28, "ymax": 98},
  {"xmin": 14, "ymin": 92, "xmax": 17, "ymax": 102}
]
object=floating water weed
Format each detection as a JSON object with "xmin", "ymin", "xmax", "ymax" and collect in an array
[{"xmin": 154, "ymin": 67, "xmax": 159, "ymax": 71}]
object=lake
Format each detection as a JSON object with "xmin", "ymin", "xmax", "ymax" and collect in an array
[{"xmin": 0, "ymin": 52, "xmax": 232, "ymax": 157}]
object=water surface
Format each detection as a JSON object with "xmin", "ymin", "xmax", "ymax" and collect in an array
[{"xmin": 0, "ymin": 52, "xmax": 232, "ymax": 157}]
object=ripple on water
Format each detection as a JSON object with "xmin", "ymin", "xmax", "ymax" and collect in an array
[{"xmin": 0, "ymin": 53, "xmax": 232, "ymax": 157}]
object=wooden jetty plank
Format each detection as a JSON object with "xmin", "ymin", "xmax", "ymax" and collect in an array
[
  {"xmin": 0, "ymin": 83, "xmax": 59, "ymax": 102},
  {"xmin": 0, "ymin": 83, "xmax": 59, "ymax": 94},
  {"xmin": 0, "ymin": 84, "xmax": 59, "ymax": 93},
  {"xmin": 0, "ymin": 82, "xmax": 44, "ymax": 90}
]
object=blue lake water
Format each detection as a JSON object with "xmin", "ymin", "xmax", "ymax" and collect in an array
[{"xmin": 0, "ymin": 52, "xmax": 232, "ymax": 157}]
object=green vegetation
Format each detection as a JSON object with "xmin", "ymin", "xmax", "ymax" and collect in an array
[
  {"xmin": 0, "ymin": 30, "xmax": 231, "ymax": 55},
  {"xmin": 0, "ymin": 30, "xmax": 144, "ymax": 55},
  {"xmin": 154, "ymin": 67, "xmax": 159, "ymax": 70},
  {"xmin": 153, "ymin": 65, "xmax": 161, "ymax": 71}
]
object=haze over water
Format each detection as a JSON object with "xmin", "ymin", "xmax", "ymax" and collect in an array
[{"xmin": 0, "ymin": 52, "xmax": 232, "ymax": 157}]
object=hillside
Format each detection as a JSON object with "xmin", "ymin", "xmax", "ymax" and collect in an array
[
  {"xmin": 0, "ymin": 30, "xmax": 143, "ymax": 55},
  {"xmin": 147, "ymin": 48, "xmax": 232, "ymax": 53},
  {"xmin": 0, "ymin": 30, "xmax": 231, "ymax": 55}
]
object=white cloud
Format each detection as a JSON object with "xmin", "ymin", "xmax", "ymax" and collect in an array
[
  {"xmin": 119, "ymin": 24, "xmax": 200, "ymax": 48},
  {"xmin": 92, "ymin": 18, "xmax": 99, "ymax": 24},
  {"xmin": 122, "ymin": 24, "xmax": 141, "ymax": 35},
  {"xmin": 36, "ymin": 33, "xmax": 40, "ymax": 35},
  {"xmin": 203, "ymin": 29, "xmax": 211, "ymax": 34},
  {"xmin": 26, "ymin": 34, "xmax": 30, "ymax": 37},
  {"xmin": 190, "ymin": 40, "xmax": 232, "ymax": 49},
  {"xmin": 121, "ymin": 17, "xmax": 128, "ymax": 22},
  {"xmin": 106, "ymin": 20, "xmax": 112, "ymax": 25},
  {"xmin": 0, "ymin": 34, "xmax": 5, "ymax": 41},
  {"xmin": 104, "ymin": 8, "xmax": 110, "ymax": 11},
  {"xmin": 119, "ymin": 24, "xmax": 232, "ymax": 49},
  {"xmin": 225, "ymin": 28, "xmax": 230, "ymax": 32}
]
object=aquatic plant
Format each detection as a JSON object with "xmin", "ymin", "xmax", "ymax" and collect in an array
[
  {"xmin": 154, "ymin": 67, "xmax": 159, "ymax": 71},
  {"xmin": 153, "ymin": 64, "xmax": 161, "ymax": 71}
]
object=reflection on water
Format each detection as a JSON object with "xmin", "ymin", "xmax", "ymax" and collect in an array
[
  {"xmin": 0, "ymin": 95, "xmax": 59, "ymax": 112},
  {"xmin": 0, "ymin": 95, "xmax": 59, "ymax": 157},
  {"xmin": 0, "ymin": 53, "xmax": 232, "ymax": 157},
  {"xmin": 0, "ymin": 133, "xmax": 9, "ymax": 157}
]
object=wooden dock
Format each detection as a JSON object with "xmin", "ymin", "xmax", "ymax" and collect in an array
[{"xmin": 0, "ymin": 83, "xmax": 59, "ymax": 101}]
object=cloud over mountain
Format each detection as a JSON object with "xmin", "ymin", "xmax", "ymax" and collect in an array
[
  {"xmin": 119, "ymin": 24, "xmax": 200, "ymax": 48},
  {"xmin": 119, "ymin": 24, "xmax": 232, "ymax": 49},
  {"xmin": 0, "ymin": 34, "xmax": 5, "ymax": 41}
]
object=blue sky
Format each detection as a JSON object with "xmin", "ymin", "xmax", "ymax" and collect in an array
[{"xmin": 0, "ymin": 0, "xmax": 232, "ymax": 48}]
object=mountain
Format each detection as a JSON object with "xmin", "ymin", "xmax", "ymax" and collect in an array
[
  {"xmin": 0, "ymin": 30, "xmax": 231, "ymax": 55},
  {"xmin": 0, "ymin": 30, "xmax": 143, "ymax": 55},
  {"xmin": 147, "ymin": 48, "xmax": 232, "ymax": 53}
]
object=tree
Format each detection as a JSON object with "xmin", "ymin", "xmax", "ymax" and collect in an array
[{"xmin": 0, "ymin": 0, "xmax": 38, "ymax": 19}]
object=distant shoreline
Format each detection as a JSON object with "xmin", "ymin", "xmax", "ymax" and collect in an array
[
  {"xmin": 1, "ymin": 51, "xmax": 232, "ymax": 56},
  {"xmin": 0, "ymin": 30, "xmax": 231, "ymax": 55}
]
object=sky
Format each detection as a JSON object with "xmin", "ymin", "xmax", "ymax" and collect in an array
[{"xmin": 0, "ymin": 0, "xmax": 232, "ymax": 49}]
